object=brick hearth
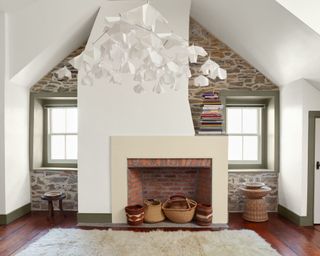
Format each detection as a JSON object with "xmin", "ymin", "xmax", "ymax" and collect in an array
[{"xmin": 127, "ymin": 158, "xmax": 212, "ymax": 205}]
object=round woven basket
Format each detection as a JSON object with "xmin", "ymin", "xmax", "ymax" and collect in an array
[
  {"xmin": 125, "ymin": 205, "xmax": 144, "ymax": 226},
  {"xmin": 195, "ymin": 203, "xmax": 213, "ymax": 226},
  {"xmin": 144, "ymin": 199, "xmax": 165, "ymax": 223},
  {"xmin": 162, "ymin": 195, "xmax": 197, "ymax": 223}
]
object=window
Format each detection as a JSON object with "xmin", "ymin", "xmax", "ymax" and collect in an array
[
  {"xmin": 47, "ymin": 107, "xmax": 78, "ymax": 164},
  {"xmin": 227, "ymin": 107, "xmax": 262, "ymax": 165},
  {"xmin": 219, "ymin": 90, "xmax": 279, "ymax": 171},
  {"xmin": 29, "ymin": 93, "xmax": 77, "ymax": 169}
]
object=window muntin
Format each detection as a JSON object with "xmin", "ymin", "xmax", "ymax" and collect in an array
[
  {"xmin": 47, "ymin": 107, "xmax": 78, "ymax": 163},
  {"xmin": 227, "ymin": 107, "xmax": 262, "ymax": 164}
]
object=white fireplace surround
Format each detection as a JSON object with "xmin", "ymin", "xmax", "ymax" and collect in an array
[{"xmin": 111, "ymin": 136, "xmax": 228, "ymax": 224}]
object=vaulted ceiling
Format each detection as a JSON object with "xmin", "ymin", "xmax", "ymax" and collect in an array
[
  {"xmin": 1, "ymin": 0, "xmax": 320, "ymax": 88},
  {"xmin": 191, "ymin": 0, "xmax": 320, "ymax": 88},
  {"xmin": 276, "ymin": 0, "xmax": 320, "ymax": 36}
]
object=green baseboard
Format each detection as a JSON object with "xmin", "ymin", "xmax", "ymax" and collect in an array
[
  {"xmin": 278, "ymin": 204, "xmax": 312, "ymax": 226},
  {"xmin": 0, "ymin": 203, "xmax": 31, "ymax": 225},
  {"xmin": 77, "ymin": 213, "xmax": 112, "ymax": 224}
]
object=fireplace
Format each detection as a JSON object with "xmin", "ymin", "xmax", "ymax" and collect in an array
[
  {"xmin": 111, "ymin": 136, "xmax": 228, "ymax": 224},
  {"xmin": 127, "ymin": 158, "xmax": 212, "ymax": 205}
]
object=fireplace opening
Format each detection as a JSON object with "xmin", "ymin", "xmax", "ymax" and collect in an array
[{"xmin": 127, "ymin": 158, "xmax": 212, "ymax": 205}]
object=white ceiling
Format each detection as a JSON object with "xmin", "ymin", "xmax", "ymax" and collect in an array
[
  {"xmin": 276, "ymin": 0, "xmax": 320, "ymax": 36},
  {"xmin": 191, "ymin": 0, "xmax": 320, "ymax": 87},
  {"xmin": 2, "ymin": 0, "xmax": 320, "ymax": 88}
]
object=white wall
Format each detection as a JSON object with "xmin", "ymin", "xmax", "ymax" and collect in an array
[
  {"xmin": 0, "ymin": 0, "xmax": 103, "ymax": 214},
  {"xmin": 301, "ymin": 81, "xmax": 320, "ymax": 214},
  {"xmin": 0, "ymin": 0, "xmax": 36, "ymax": 12},
  {"xmin": 4, "ymin": 81, "xmax": 30, "ymax": 213},
  {"xmin": 78, "ymin": 0, "xmax": 193, "ymax": 214},
  {"xmin": 1, "ymin": 0, "xmax": 105, "ymax": 214},
  {"xmin": 279, "ymin": 79, "xmax": 320, "ymax": 216},
  {"xmin": 0, "ymin": 11, "xmax": 30, "ymax": 215},
  {"xmin": 279, "ymin": 80, "xmax": 304, "ymax": 215},
  {"xmin": 0, "ymin": 12, "xmax": 6, "ymax": 214}
]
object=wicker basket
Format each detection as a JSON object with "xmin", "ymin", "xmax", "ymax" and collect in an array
[
  {"xmin": 243, "ymin": 198, "xmax": 268, "ymax": 222},
  {"xmin": 125, "ymin": 205, "xmax": 144, "ymax": 226},
  {"xmin": 240, "ymin": 186, "xmax": 271, "ymax": 222},
  {"xmin": 144, "ymin": 199, "xmax": 165, "ymax": 223},
  {"xmin": 162, "ymin": 195, "xmax": 197, "ymax": 223},
  {"xmin": 195, "ymin": 203, "xmax": 213, "ymax": 226}
]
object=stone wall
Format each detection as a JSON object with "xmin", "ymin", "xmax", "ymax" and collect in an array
[
  {"xmin": 228, "ymin": 172, "xmax": 278, "ymax": 212},
  {"xmin": 31, "ymin": 169, "xmax": 78, "ymax": 211},
  {"xmin": 30, "ymin": 46, "xmax": 83, "ymax": 211},
  {"xmin": 189, "ymin": 19, "xmax": 279, "ymax": 130},
  {"xmin": 30, "ymin": 19, "xmax": 279, "ymax": 213},
  {"xmin": 31, "ymin": 46, "xmax": 84, "ymax": 93}
]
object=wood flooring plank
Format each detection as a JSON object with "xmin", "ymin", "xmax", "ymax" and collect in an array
[
  {"xmin": 266, "ymin": 216, "xmax": 320, "ymax": 255},
  {"xmin": 314, "ymin": 225, "xmax": 320, "ymax": 232},
  {"xmin": 1, "ymin": 212, "xmax": 320, "ymax": 256},
  {"xmin": 228, "ymin": 213, "xmax": 297, "ymax": 255},
  {"xmin": 0, "ymin": 212, "xmax": 77, "ymax": 256}
]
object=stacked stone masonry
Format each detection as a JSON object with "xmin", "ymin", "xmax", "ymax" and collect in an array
[
  {"xmin": 189, "ymin": 19, "xmax": 279, "ymax": 131},
  {"xmin": 31, "ymin": 46, "xmax": 84, "ymax": 93},
  {"xmin": 31, "ymin": 170, "xmax": 78, "ymax": 211},
  {"xmin": 30, "ymin": 19, "xmax": 279, "ymax": 213}
]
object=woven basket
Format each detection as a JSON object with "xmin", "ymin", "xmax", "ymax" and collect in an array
[
  {"xmin": 162, "ymin": 195, "xmax": 197, "ymax": 223},
  {"xmin": 144, "ymin": 199, "xmax": 165, "ymax": 223},
  {"xmin": 125, "ymin": 205, "xmax": 144, "ymax": 226},
  {"xmin": 243, "ymin": 199, "xmax": 268, "ymax": 222},
  {"xmin": 195, "ymin": 203, "xmax": 213, "ymax": 226}
]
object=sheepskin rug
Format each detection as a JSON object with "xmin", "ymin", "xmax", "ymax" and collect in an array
[{"xmin": 17, "ymin": 229, "xmax": 280, "ymax": 256}]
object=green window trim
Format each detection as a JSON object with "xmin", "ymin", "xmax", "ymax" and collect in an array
[
  {"xmin": 227, "ymin": 105, "xmax": 266, "ymax": 168},
  {"xmin": 226, "ymin": 101, "xmax": 268, "ymax": 169},
  {"xmin": 219, "ymin": 90, "xmax": 279, "ymax": 172},
  {"xmin": 29, "ymin": 92, "xmax": 78, "ymax": 170}
]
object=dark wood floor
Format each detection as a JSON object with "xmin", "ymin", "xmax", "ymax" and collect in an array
[{"xmin": 1, "ymin": 212, "xmax": 320, "ymax": 256}]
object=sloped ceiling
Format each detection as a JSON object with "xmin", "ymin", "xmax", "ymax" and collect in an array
[
  {"xmin": 2, "ymin": 0, "xmax": 320, "ymax": 88},
  {"xmin": 276, "ymin": 0, "xmax": 320, "ymax": 36},
  {"xmin": 2, "ymin": 0, "xmax": 103, "ymax": 88},
  {"xmin": 191, "ymin": 0, "xmax": 320, "ymax": 87}
]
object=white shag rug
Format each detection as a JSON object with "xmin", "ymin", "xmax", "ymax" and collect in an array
[{"xmin": 16, "ymin": 229, "xmax": 280, "ymax": 256}]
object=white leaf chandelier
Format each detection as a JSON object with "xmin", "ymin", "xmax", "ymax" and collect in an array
[{"xmin": 65, "ymin": 1, "xmax": 227, "ymax": 93}]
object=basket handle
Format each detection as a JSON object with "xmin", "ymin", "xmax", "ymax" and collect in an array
[
  {"xmin": 144, "ymin": 199, "xmax": 161, "ymax": 206},
  {"xmin": 169, "ymin": 194, "xmax": 192, "ymax": 210},
  {"xmin": 169, "ymin": 194, "xmax": 187, "ymax": 200},
  {"xmin": 185, "ymin": 198, "xmax": 191, "ymax": 209},
  {"xmin": 144, "ymin": 199, "xmax": 155, "ymax": 205}
]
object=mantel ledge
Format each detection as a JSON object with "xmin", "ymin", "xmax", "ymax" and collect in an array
[
  {"xmin": 33, "ymin": 167, "xmax": 78, "ymax": 171},
  {"xmin": 228, "ymin": 169, "xmax": 276, "ymax": 173}
]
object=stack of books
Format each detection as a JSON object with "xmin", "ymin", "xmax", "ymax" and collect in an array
[{"xmin": 198, "ymin": 92, "xmax": 224, "ymax": 134}]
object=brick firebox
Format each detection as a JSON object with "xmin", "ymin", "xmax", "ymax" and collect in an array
[{"xmin": 127, "ymin": 158, "xmax": 212, "ymax": 205}]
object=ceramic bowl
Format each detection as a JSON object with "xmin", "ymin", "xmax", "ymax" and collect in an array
[{"xmin": 242, "ymin": 182, "xmax": 265, "ymax": 189}]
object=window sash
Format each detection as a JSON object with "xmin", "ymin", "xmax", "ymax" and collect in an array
[
  {"xmin": 227, "ymin": 107, "xmax": 262, "ymax": 164},
  {"xmin": 47, "ymin": 108, "xmax": 78, "ymax": 163},
  {"xmin": 228, "ymin": 134, "xmax": 261, "ymax": 164}
]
